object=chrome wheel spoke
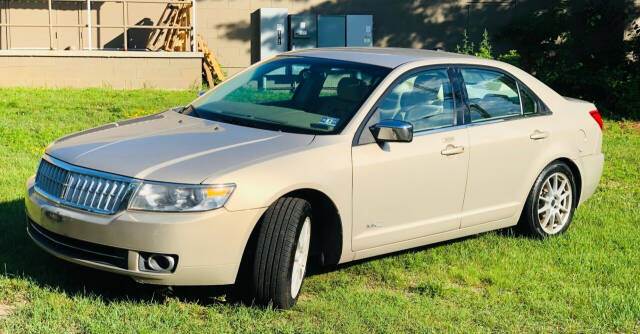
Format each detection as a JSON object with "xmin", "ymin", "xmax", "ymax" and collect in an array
[
  {"xmin": 291, "ymin": 217, "xmax": 311, "ymax": 299},
  {"xmin": 555, "ymin": 211, "xmax": 563, "ymax": 225},
  {"xmin": 541, "ymin": 211, "xmax": 552, "ymax": 227},
  {"xmin": 538, "ymin": 205, "xmax": 550, "ymax": 214},
  {"xmin": 537, "ymin": 172, "xmax": 572, "ymax": 234},
  {"xmin": 559, "ymin": 179, "xmax": 568, "ymax": 193}
]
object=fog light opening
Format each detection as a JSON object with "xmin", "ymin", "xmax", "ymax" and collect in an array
[{"xmin": 139, "ymin": 253, "xmax": 177, "ymax": 273}]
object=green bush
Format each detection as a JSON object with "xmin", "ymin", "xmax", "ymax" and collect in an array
[
  {"xmin": 498, "ymin": 0, "xmax": 640, "ymax": 120},
  {"xmin": 456, "ymin": 3, "xmax": 640, "ymax": 121},
  {"xmin": 455, "ymin": 29, "xmax": 520, "ymax": 66}
]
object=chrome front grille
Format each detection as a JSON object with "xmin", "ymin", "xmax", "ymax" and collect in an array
[{"xmin": 35, "ymin": 157, "xmax": 136, "ymax": 214}]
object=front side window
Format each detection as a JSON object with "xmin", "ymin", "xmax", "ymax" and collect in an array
[
  {"xmin": 370, "ymin": 68, "xmax": 455, "ymax": 132},
  {"xmin": 187, "ymin": 57, "xmax": 390, "ymax": 135},
  {"xmin": 461, "ymin": 68, "xmax": 521, "ymax": 122}
]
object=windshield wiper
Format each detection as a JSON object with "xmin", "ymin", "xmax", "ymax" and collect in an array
[
  {"xmin": 225, "ymin": 112, "xmax": 289, "ymax": 127},
  {"xmin": 182, "ymin": 105, "xmax": 204, "ymax": 118},
  {"xmin": 254, "ymin": 116, "xmax": 288, "ymax": 126}
]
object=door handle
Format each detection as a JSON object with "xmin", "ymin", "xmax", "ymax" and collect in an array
[
  {"xmin": 530, "ymin": 130, "xmax": 549, "ymax": 140},
  {"xmin": 441, "ymin": 144, "xmax": 464, "ymax": 156}
]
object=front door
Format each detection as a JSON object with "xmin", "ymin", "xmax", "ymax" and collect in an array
[{"xmin": 351, "ymin": 68, "xmax": 469, "ymax": 251}]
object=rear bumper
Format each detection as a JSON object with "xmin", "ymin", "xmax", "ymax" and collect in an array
[
  {"xmin": 25, "ymin": 176, "xmax": 265, "ymax": 285},
  {"xmin": 578, "ymin": 153, "xmax": 604, "ymax": 205}
]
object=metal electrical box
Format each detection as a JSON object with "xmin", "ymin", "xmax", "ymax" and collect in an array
[
  {"xmin": 255, "ymin": 8, "xmax": 288, "ymax": 62},
  {"xmin": 318, "ymin": 15, "xmax": 346, "ymax": 47},
  {"xmin": 289, "ymin": 15, "xmax": 317, "ymax": 50},
  {"xmin": 346, "ymin": 15, "xmax": 373, "ymax": 47}
]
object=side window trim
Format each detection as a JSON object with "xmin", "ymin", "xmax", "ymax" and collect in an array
[
  {"xmin": 516, "ymin": 80, "xmax": 524, "ymax": 116},
  {"xmin": 352, "ymin": 64, "xmax": 462, "ymax": 146},
  {"xmin": 454, "ymin": 64, "xmax": 552, "ymax": 126}
]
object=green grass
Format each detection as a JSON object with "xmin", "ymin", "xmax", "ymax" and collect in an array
[{"xmin": 1, "ymin": 87, "xmax": 639, "ymax": 333}]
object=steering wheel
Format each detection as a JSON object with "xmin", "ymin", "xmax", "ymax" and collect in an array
[{"xmin": 469, "ymin": 104, "xmax": 491, "ymax": 119}]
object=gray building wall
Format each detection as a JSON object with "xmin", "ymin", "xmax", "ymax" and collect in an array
[{"xmin": 1, "ymin": 0, "xmax": 526, "ymax": 77}]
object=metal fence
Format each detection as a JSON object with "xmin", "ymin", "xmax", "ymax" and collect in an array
[{"xmin": 0, "ymin": 0, "xmax": 196, "ymax": 51}]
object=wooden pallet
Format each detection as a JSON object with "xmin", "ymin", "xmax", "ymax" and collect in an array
[
  {"xmin": 197, "ymin": 35, "xmax": 225, "ymax": 87},
  {"xmin": 146, "ymin": 4, "xmax": 191, "ymax": 52},
  {"xmin": 147, "ymin": 4, "xmax": 224, "ymax": 86}
]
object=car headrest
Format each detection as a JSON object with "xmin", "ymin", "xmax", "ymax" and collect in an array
[
  {"xmin": 414, "ymin": 72, "xmax": 447, "ymax": 92},
  {"xmin": 337, "ymin": 77, "xmax": 367, "ymax": 103}
]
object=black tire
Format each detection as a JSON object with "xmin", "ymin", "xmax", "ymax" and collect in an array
[
  {"xmin": 518, "ymin": 161, "xmax": 577, "ymax": 238},
  {"xmin": 252, "ymin": 197, "xmax": 312, "ymax": 309}
]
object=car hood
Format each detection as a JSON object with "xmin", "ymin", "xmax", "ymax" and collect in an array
[{"xmin": 45, "ymin": 110, "xmax": 315, "ymax": 184}]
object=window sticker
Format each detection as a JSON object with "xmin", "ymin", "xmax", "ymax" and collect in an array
[{"xmin": 319, "ymin": 116, "xmax": 339, "ymax": 127}]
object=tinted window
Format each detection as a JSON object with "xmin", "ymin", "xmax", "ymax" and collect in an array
[
  {"xmin": 461, "ymin": 69, "xmax": 521, "ymax": 122},
  {"xmin": 373, "ymin": 69, "xmax": 455, "ymax": 132},
  {"xmin": 189, "ymin": 57, "xmax": 390, "ymax": 135},
  {"xmin": 520, "ymin": 85, "xmax": 539, "ymax": 115}
]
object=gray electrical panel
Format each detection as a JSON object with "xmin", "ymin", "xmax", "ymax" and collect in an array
[
  {"xmin": 346, "ymin": 15, "xmax": 373, "ymax": 47},
  {"xmin": 318, "ymin": 15, "xmax": 346, "ymax": 47},
  {"xmin": 255, "ymin": 8, "xmax": 288, "ymax": 62},
  {"xmin": 289, "ymin": 15, "xmax": 317, "ymax": 50}
]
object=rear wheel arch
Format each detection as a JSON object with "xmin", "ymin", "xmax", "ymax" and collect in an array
[
  {"xmin": 552, "ymin": 157, "xmax": 582, "ymax": 203},
  {"xmin": 515, "ymin": 156, "xmax": 583, "ymax": 223},
  {"xmin": 518, "ymin": 159, "xmax": 579, "ymax": 237}
]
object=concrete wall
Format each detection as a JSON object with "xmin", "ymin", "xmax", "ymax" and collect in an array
[
  {"xmin": 2, "ymin": 0, "xmax": 636, "ymax": 88},
  {"xmin": 1, "ymin": 0, "xmax": 523, "ymax": 77},
  {"xmin": 0, "ymin": 50, "xmax": 202, "ymax": 89},
  {"xmin": 0, "ymin": 0, "xmax": 166, "ymax": 50}
]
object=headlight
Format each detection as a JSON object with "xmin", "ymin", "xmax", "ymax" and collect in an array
[{"xmin": 129, "ymin": 183, "xmax": 235, "ymax": 212}]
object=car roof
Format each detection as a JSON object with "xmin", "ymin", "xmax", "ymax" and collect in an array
[{"xmin": 284, "ymin": 47, "xmax": 477, "ymax": 68}]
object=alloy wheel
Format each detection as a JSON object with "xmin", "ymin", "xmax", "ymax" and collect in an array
[{"xmin": 537, "ymin": 172, "xmax": 573, "ymax": 234}]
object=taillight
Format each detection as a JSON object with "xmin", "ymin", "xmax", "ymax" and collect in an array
[{"xmin": 589, "ymin": 109, "xmax": 603, "ymax": 131}]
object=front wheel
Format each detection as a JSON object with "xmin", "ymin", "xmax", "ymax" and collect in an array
[
  {"xmin": 252, "ymin": 197, "xmax": 312, "ymax": 309},
  {"xmin": 519, "ymin": 162, "xmax": 577, "ymax": 238}
]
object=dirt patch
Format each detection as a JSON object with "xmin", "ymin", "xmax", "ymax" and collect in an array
[
  {"xmin": 0, "ymin": 303, "xmax": 15, "ymax": 319},
  {"xmin": 0, "ymin": 292, "xmax": 27, "ymax": 320},
  {"xmin": 617, "ymin": 121, "xmax": 640, "ymax": 132}
]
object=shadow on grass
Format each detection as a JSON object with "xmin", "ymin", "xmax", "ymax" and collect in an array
[
  {"xmin": 306, "ymin": 227, "xmax": 524, "ymax": 277},
  {"xmin": 0, "ymin": 197, "xmax": 520, "ymax": 307}
]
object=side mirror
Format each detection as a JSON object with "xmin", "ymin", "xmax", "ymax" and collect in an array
[{"xmin": 369, "ymin": 120, "xmax": 413, "ymax": 143}]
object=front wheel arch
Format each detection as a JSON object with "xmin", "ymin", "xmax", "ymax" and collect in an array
[{"xmin": 234, "ymin": 188, "xmax": 343, "ymax": 288}]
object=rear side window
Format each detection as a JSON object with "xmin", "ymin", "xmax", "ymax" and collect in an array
[
  {"xmin": 461, "ymin": 69, "xmax": 521, "ymax": 122},
  {"xmin": 520, "ymin": 85, "xmax": 542, "ymax": 115}
]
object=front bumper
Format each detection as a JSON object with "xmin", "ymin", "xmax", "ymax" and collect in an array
[{"xmin": 25, "ymin": 176, "xmax": 265, "ymax": 285}]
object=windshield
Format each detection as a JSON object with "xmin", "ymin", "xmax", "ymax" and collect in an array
[{"xmin": 185, "ymin": 56, "xmax": 390, "ymax": 134}]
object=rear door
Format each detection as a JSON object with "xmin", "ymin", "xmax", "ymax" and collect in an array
[{"xmin": 457, "ymin": 66, "xmax": 554, "ymax": 227}]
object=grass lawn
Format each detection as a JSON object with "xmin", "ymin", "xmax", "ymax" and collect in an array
[{"xmin": 1, "ymin": 87, "xmax": 639, "ymax": 333}]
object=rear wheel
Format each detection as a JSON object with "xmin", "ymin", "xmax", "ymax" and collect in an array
[
  {"xmin": 252, "ymin": 197, "xmax": 312, "ymax": 309},
  {"xmin": 519, "ymin": 162, "xmax": 577, "ymax": 238}
]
